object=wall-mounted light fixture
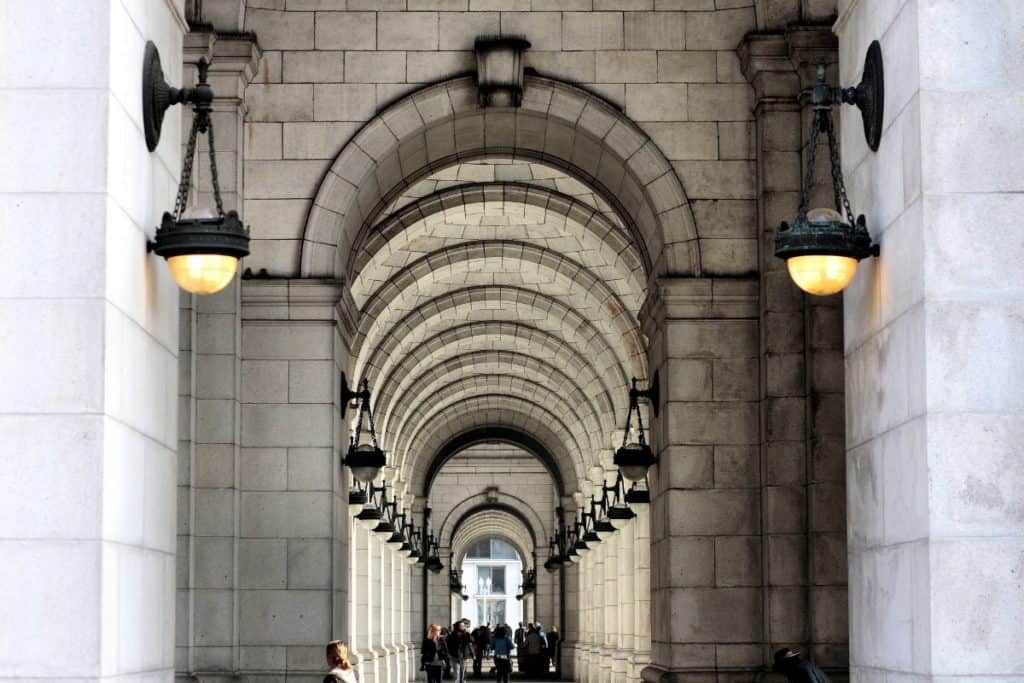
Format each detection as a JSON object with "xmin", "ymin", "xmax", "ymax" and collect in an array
[
  {"xmin": 341, "ymin": 374, "xmax": 386, "ymax": 483},
  {"xmin": 143, "ymin": 42, "xmax": 249, "ymax": 295},
  {"xmin": 614, "ymin": 373, "xmax": 660, "ymax": 482},
  {"xmin": 606, "ymin": 473, "xmax": 636, "ymax": 529},
  {"xmin": 775, "ymin": 42, "xmax": 884, "ymax": 296}
]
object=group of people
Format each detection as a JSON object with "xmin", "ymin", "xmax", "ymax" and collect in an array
[
  {"xmin": 420, "ymin": 620, "xmax": 560, "ymax": 683},
  {"xmin": 324, "ymin": 638, "xmax": 833, "ymax": 683}
]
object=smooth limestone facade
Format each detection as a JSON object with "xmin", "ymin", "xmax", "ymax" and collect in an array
[{"xmin": 2, "ymin": 1, "xmax": 1023, "ymax": 683}]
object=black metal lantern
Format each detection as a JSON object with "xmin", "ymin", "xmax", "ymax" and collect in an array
[
  {"xmin": 355, "ymin": 504, "xmax": 383, "ymax": 530},
  {"xmin": 342, "ymin": 374, "xmax": 387, "ymax": 483},
  {"xmin": 775, "ymin": 43, "xmax": 884, "ymax": 296},
  {"xmin": 624, "ymin": 481, "xmax": 651, "ymax": 506},
  {"xmin": 543, "ymin": 535, "xmax": 563, "ymax": 572},
  {"xmin": 520, "ymin": 568, "xmax": 537, "ymax": 596},
  {"xmin": 425, "ymin": 534, "xmax": 444, "ymax": 573},
  {"xmin": 572, "ymin": 514, "xmax": 591, "ymax": 557},
  {"xmin": 143, "ymin": 42, "xmax": 249, "ymax": 295},
  {"xmin": 614, "ymin": 373, "xmax": 660, "ymax": 481},
  {"xmin": 606, "ymin": 472, "xmax": 636, "ymax": 529},
  {"xmin": 348, "ymin": 481, "xmax": 369, "ymax": 517}
]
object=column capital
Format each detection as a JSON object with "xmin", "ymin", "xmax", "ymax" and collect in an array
[
  {"xmin": 184, "ymin": 30, "xmax": 261, "ymax": 105},
  {"xmin": 241, "ymin": 277, "xmax": 348, "ymax": 322},
  {"xmin": 739, "ymin": 26, "xmax": 839, "ymax": 106},
  {"xmin": 639, "ymin": 277, "xmax": 758, "ymax": 339}
]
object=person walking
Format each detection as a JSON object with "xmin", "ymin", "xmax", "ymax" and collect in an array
[
  {"xmin": 324, "ymin": 640, "xmax": 358, "ymax": 683},
  {"xmin": 422, "ymin": 625, "xmax": 449, "ymax": 683},
  {"xmin": 545, "ymin": 626, "xmax": 560, "ymax": 676},
  {"xmin": 491, "ymin": 626, "xmax": 514, "ymax": 683},
  {"xmin": 446, "ymin": 620, "xmax": 473, "ymax": 683},
  {"xmin": 513, "ymin": 623, "xmax": 525, "ymax": 673},
  {"xmin": 524, "ymin": 624, "xmax": 543, "ymax": 676}
]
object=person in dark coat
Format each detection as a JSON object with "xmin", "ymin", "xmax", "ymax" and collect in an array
[
  {"xmin": 446, "ymin": 620, "xmax": 474, "ymax": 683},
  {"xmin": 773, "ymin": 648, "xmax": 832, "ymax": 683},
  {"xmin": 422, "ymin": 625, "xmax": 450, "ymax": 683}
]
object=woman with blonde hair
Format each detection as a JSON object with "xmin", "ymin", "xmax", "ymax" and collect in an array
[
  {"xmin": 421, "ymin": 624, "xmax": 449, "ymax": 683},
  {"xmin": 325, "ymin": 640, "xmax": 358, "ymax": 683}
]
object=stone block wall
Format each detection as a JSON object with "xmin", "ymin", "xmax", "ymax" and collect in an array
[{"xmin": 238, "ymin": 3, "xmax": 759, "ymax": 279}]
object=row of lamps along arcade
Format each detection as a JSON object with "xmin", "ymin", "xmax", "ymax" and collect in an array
[
  {"xmin": 337, "ymin": 367, "xmax": 663, "ymax": 581},
  {"xmin": 143, "ymin": 41, "xmax": 885, "ymax": 298},
  {"xmin": 139, "ymin": 38, "xmax": 890, "ymax": 581}
]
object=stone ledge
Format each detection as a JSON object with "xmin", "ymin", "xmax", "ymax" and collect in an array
[
  {"xmin": 640, "ymin": 277, "xmax": 759, "ymax": 336},
  {"xmin": 241, "ymin": 277, "xmax": 345, "ymax": 323}
]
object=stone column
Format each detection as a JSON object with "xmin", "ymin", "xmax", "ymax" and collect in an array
[
  {"xmin": 617, "ymin": 513, "xmax": 637, "ymax": 682},
  {"xmin": 603, "ymin": 526, "xmax": 620, "ymax": 683},
  {"xmin": 182, "ymin": 30, "xmax": 261, "ymax": 677},
  {"xmin": 631, "ymin": 504, "xmax": 652, "ymax": 680},
  {"xmin": 838, "ymin": 2, "xmax": 1024, "ymax": 682},
  {"xmin": 0, "ymin": 3, "xmax": 183, "ymax": 680},
  {"xmin": 740, "ymin": 26, "xmax": 850, "ymax": 670},
  {"xmin": 641, "ymin": 278, "xmax": 759, "ymax": 683}
]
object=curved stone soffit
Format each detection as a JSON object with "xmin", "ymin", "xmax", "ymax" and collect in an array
[
  {"xmin": 362, "ymin": 293, "xmax": 631, "ymax": 423},
  {"xmin": 391, "ymin": 375, "xmax": 602, "ymax": 475},
  {"xmin": 300, "ymin": 75, "xmax": 701, "ymax": 280},
  {"xmin": 347, "ymin": 182, "xmax": 646, "ymax": 304},
  {"xmin": 348, "ymin": 240, "xmax": 646, "ymax": 382},
  {"xmin": 399, "ymin": 394, "xmax": 587, "ymax": 490},
  {"xmin": 439, "ymin": 498, "xmax": 547, "ymax": 563},
  {"xmin": 378, "ymin": 350, "xmax": 612, "ymax": 456}
]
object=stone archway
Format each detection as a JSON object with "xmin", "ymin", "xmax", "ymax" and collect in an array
[{"xmin": 300, "ymin": 75, "xmax": 700, "ymax": 281}]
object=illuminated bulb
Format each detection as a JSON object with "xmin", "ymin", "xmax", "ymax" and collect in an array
[
  {"xmin": 166, "ymin": 208, "xmax": 238, "ymax": 295},
  {"xmin": 782, "ymin": 208, "xmax": 859, "ymax": 296}
]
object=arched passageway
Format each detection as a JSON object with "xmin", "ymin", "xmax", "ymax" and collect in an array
[{"xmin": 337, "ymin": 75, "xmax": 663, "ymax": 683}]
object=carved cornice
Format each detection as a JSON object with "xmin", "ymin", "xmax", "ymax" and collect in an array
[
  {"xmin": 240, "ymin": 278, "xmax": 346, "ymax": 323},
  {"xmin": 639, "ymin": 277, "xmax": 759, "ymax": 338}
]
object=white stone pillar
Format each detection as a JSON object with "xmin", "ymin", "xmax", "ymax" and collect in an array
[
  {"xmin": 604, "ymin": 531, "xmax": 620, "ymax": 683},
  {"xmin": 838, "ymin": 2, "xmax": 1024, "ymax": 682},
  {"xmin": 365, "ymin": 531, "xmax": 381, "ymax": 683},
  {"xmin": 632, "ymin": 506, "xmax": 652, "ymax": 678},
  {"xmin": 617, "ymin": 518, "xmax": 637, "ymax": 682},
  {"xmin": 0, "ymin": 3, "xmax": 183, "ymax": 680}
]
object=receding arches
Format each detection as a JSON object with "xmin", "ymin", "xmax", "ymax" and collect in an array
[
  {"xmin": 424, "ymin": 426, "xmax": 567, "ymax": 498},
  {"xmin": 347, "ymin": 183, "xmax": 646, "ymax": 307}
]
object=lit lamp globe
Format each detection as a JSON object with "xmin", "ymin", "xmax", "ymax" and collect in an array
[
  {"xmin": 150, "ymin": 207, "xmax": 249, "ymax": 295},
  {"xmin": 776, "ymin": 208, "xmax": 878, "ymax": 296}
]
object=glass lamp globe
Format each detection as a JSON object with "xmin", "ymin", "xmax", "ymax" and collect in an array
[
  {"xmin": 165, "ymin": 207, "xmax": 240, "ymax": 295},
  {"xmin": 785, "ymin": 209, "xmax": 860, "ymax": 296}
]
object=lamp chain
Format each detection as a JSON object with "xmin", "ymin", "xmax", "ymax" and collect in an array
[
  {"xmin": 797, "ymin": 110, "xmax": 822, "ymax": 221},
  {"xmin": 825, "ymin": 115, "xmax": 857, "ymax": 227},
  {"xmin": 207, "ymin": 121, "xmax": 226, "ymax": 217},
  {"xmin": 173, "ymin": 116, "xmax": 201, "ymax": 220}
]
